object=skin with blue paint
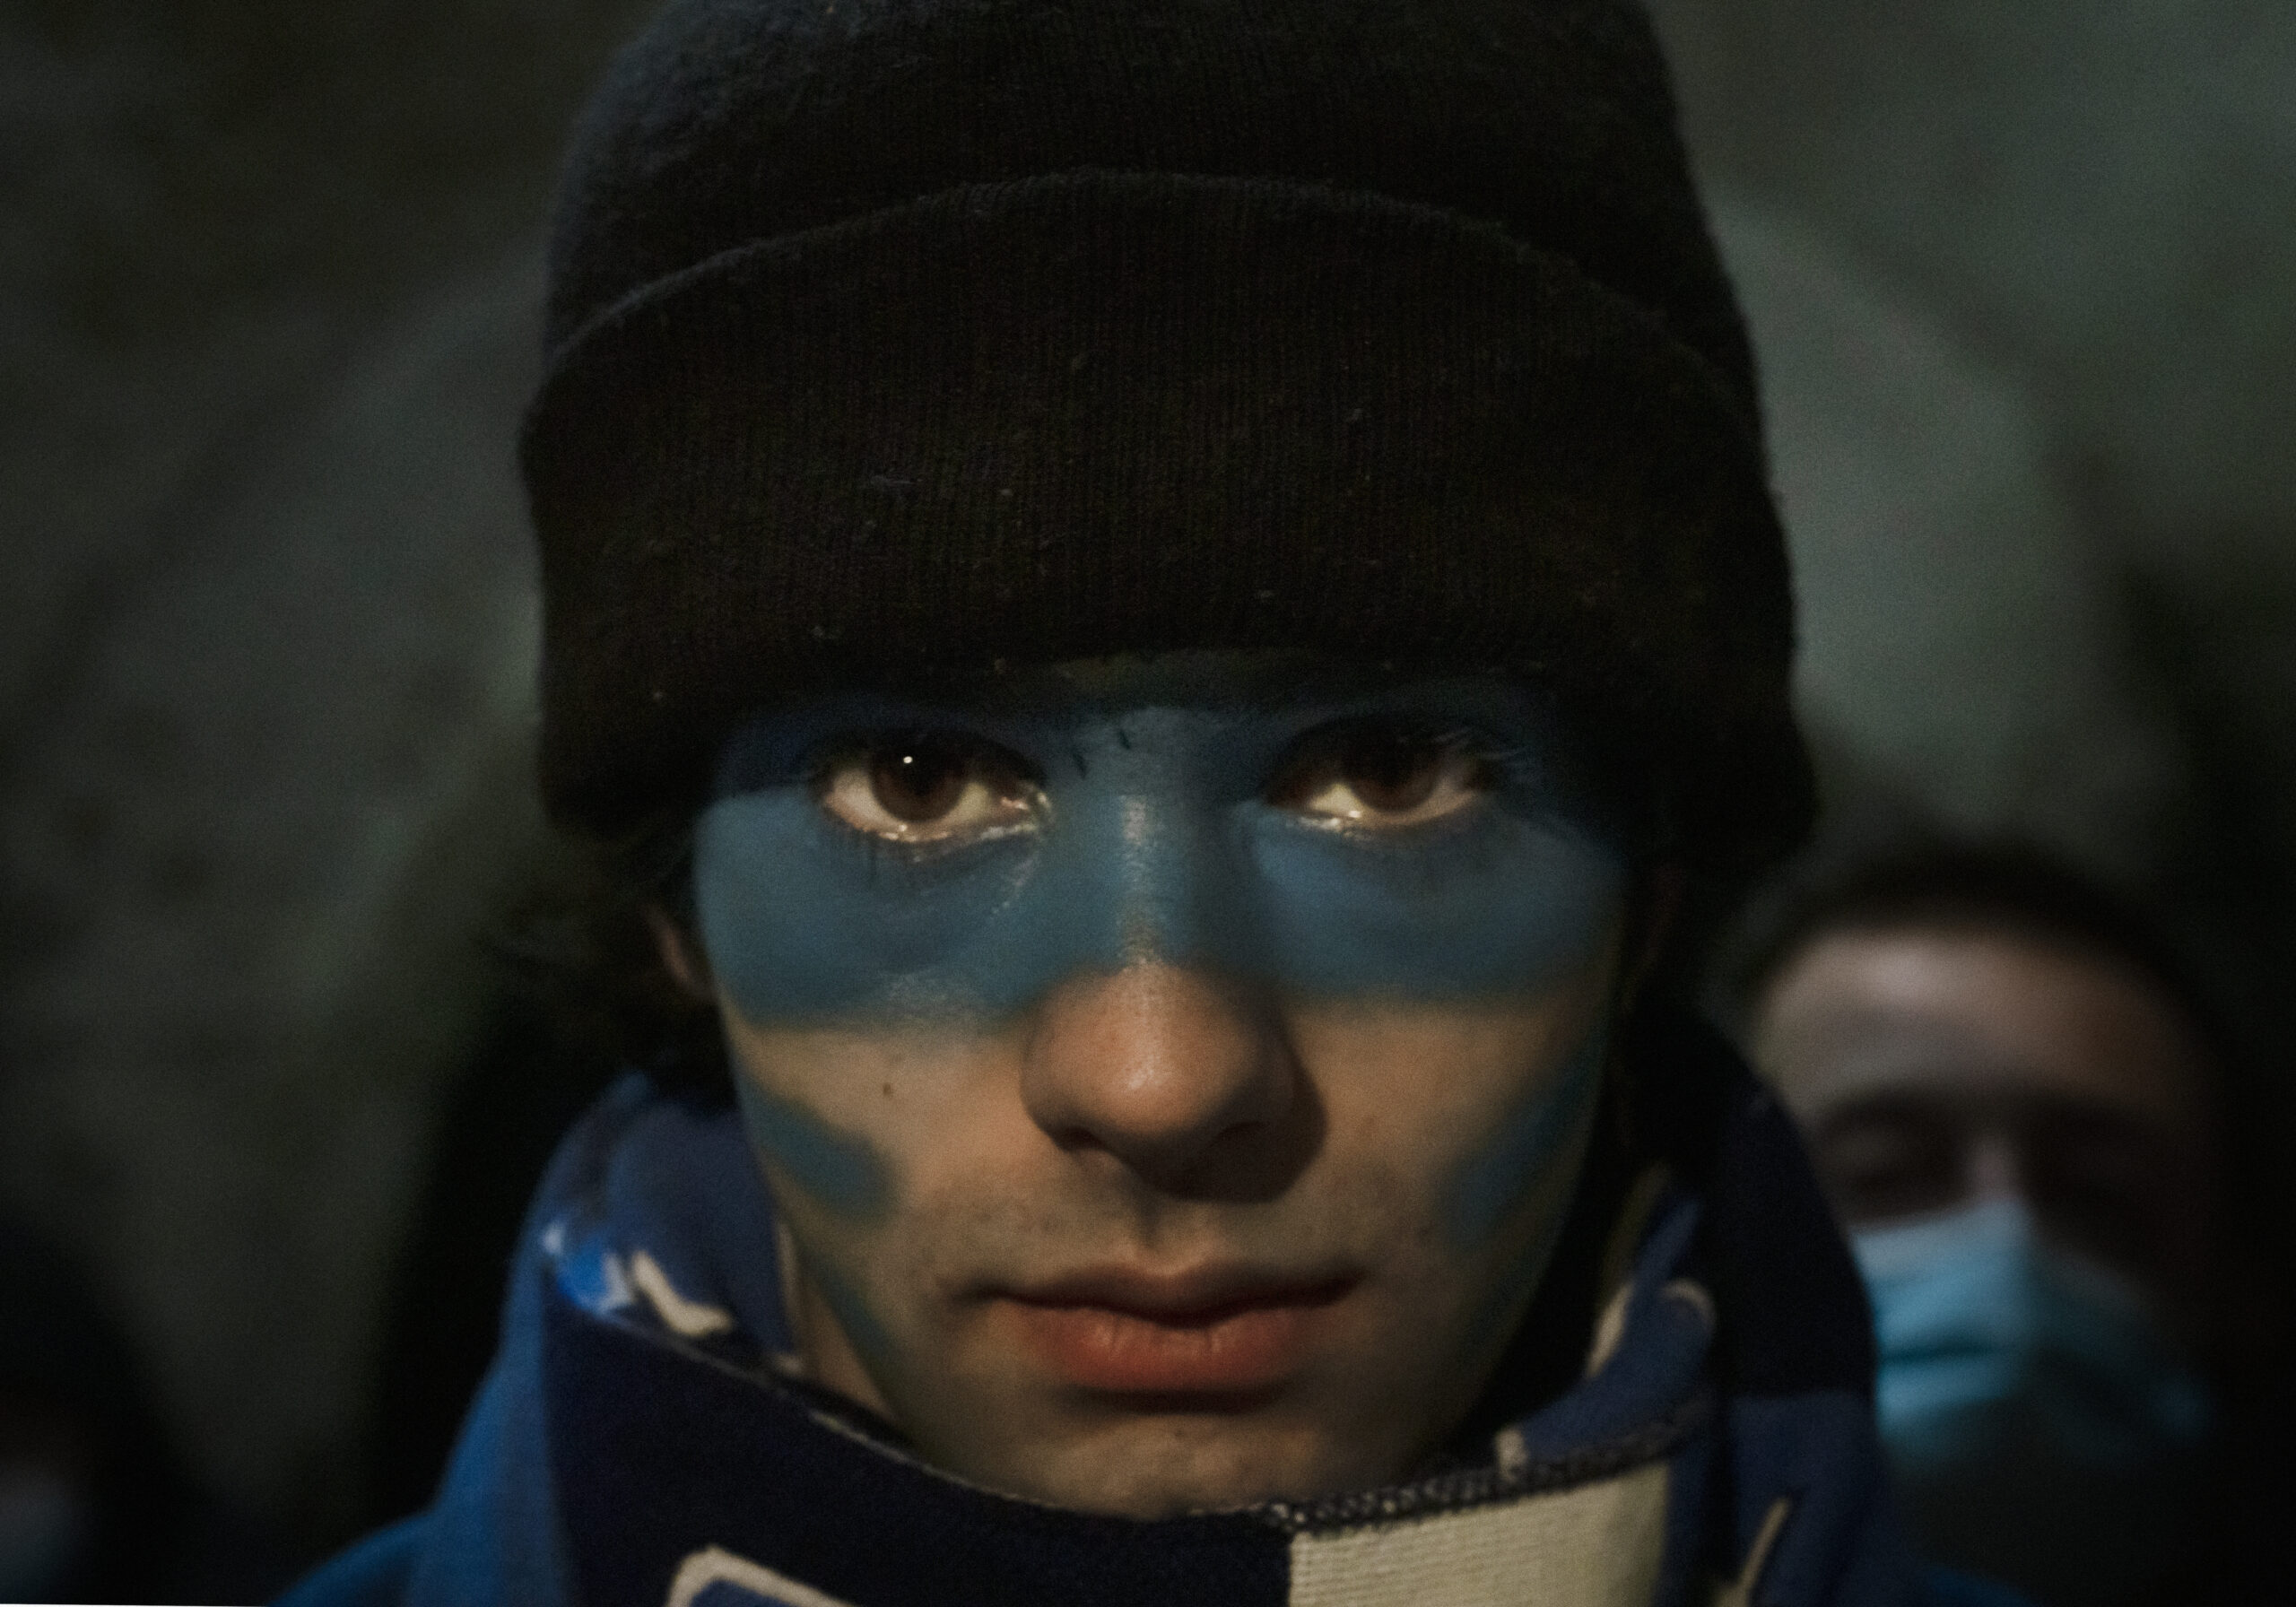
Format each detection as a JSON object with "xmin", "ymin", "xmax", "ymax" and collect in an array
[{"xmin": 670, "ymin": 652, "xmax": 1639, "ymax": 1517}]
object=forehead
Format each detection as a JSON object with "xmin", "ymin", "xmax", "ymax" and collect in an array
[{"xmin": 1753, "ymin": 925, "xmax": 2215, "ymax": 1145}]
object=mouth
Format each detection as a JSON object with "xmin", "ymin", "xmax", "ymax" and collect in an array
[{"xmin": 996, "ymin": 1265, "xmax": 1360, "ymax": 1396}]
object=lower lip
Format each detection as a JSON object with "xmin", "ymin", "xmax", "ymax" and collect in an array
[{"xmin": 1006, "ymin": 1290, "xmax": 1346, "ymax": 1394}]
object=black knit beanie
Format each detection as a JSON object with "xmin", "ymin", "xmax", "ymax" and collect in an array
[{"xmin": 525, "ymin": 0, "xmax": 1812, "ymax": 873}]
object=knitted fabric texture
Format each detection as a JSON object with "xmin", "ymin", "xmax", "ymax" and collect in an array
[{"xmin": 524, "ymin": 0, "xmax": 1812, "ymax": 871}]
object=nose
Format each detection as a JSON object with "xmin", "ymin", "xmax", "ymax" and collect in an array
[
  {"xmin": 1020, "ymin": 961, "xmax": 1300, "ymax": 1194},
  {"xmin": 1965, "ymin": 1129, "xmax": 2024, "ymax": 1204}
]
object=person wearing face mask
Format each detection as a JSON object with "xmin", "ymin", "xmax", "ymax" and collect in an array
[
  {"xmin": 279, "ymin": 3, "xmax": 2027, "ymax": 1603},
  {"xmin": 1735, "ymin": 841, "xmax": 2266, "ymax": 1607}
]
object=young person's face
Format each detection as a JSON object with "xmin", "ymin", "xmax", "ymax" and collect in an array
[{"xmin": 677, "ymin": 654, "xmax": 1631, "ymax": 1517}]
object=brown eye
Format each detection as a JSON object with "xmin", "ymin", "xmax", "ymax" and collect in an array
[
  {"xmin": 819, "ymin": 734, "xmax": 1041, "ymax": 844},
  {"xmin": 1338, "ymin": 730, "xmax": 1444, "ymax": 813},
  {"xmin": 870, "ymin": 742, "xmax": 970, "ymax": 822},
  {"xmin": 1274, "ymin": 725, "xmax": 1490, "ymax": 829}
]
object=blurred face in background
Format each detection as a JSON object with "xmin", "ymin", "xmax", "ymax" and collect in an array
[{"xmin": 1754, "ymin": 922, "xmax": 2223, "ymax": 1607}]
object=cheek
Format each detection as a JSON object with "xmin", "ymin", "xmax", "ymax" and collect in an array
[
  {"xmin": 1444, "ymin": 1022, "xmax": 1609, "ymax": 1250},
  {"xmin": 798, "ymin": 1249, "xmax": 900, "ymax": 1367},
  {"xmin": 718, "ymin": 1010, "xmax": 985, "ymax": 1299},
  {"xmin": 696, "ymin": 791, "xmax": 1050, "ymax": 1024},
  {"xmin": 1291, "ymin": 980, "xmax": 1612, "ymax": 1382},
  {"xmin": 1447, "ymin": 1116, "xmax": 1603, "ymax": 1368},
  {"xmin": 721, "ymin": 1012, "xmax": 1028, "ymax": 1249},
  {"xmin": 722, "ymin": 1018, "xmax": 959, "ymax": 1378},
  {"xmin": 731, "ymin": 1073, "xmax": 892, "ymax": 1225},
  {"xmin": 1422, "ymin": 1007, "xmax": 1611, "ymax": 1366},
  {"xmin": 1294, "ymin": 951, "xmax": 1616, "ymax": 1256}
]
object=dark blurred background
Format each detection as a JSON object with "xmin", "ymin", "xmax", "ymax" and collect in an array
[{"xmin": 2, "ymin": 0, "xmax": 2292, "ymax": 1589}]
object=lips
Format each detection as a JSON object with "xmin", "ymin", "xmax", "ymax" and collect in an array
[{"xmin": 1000, "ymin": 1267, "xmax": 1357, "ymax": 1395}]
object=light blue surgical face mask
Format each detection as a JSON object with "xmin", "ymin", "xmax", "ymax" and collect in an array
[{"xmin": 1855, "ymin": 1198, "xmax": 2213, "ymax": 1607}]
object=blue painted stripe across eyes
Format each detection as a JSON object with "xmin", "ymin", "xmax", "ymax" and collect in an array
[{"xmin": 695, "ymin": 687, "xmax": 1627, "ymax": 1027}]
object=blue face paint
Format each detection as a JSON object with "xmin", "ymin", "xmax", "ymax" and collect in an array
[
  {"xmin": 731, "ymin": 1077, "xmax": 891, "ymax": 1224},
  {"xmin": 1443, "ymin": 1021, "xmax": 1610, "ymax": 1364},
  {"xmin": 1446, "ymin": 1024, "xmax": 1609, "ymax": 1250},
  {"xmin": 695, "ymin": 666, "xmax": 1628, "ymax": 1028}
]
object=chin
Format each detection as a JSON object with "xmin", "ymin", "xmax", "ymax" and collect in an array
[{"xmin": 929, "ymin": 1409, "xmax": 1410, "ymax": 1519}]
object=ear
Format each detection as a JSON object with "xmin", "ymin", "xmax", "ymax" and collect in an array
[{"xmin": 647, "ymin": 905, "xmax": 718, "ymax": 1003}]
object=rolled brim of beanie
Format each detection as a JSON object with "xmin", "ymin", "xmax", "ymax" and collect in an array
[{"xmin": 523, "ymin": 170, "xmax": 1809, "ymax": 869}]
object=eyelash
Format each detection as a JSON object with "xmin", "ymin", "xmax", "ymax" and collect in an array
[
  {"xmin": 1460, "ymin": 732, "xmax": 1545, "ymax": 793},
  {"xmin": 1274, "ymin": 724, "xmax": 1528, "ymax": 792}
]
